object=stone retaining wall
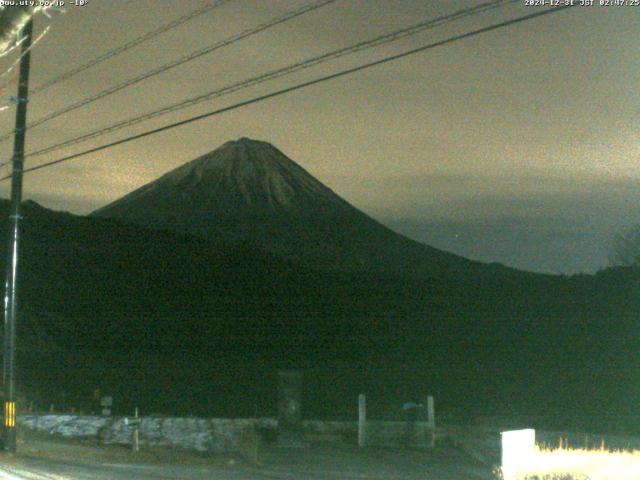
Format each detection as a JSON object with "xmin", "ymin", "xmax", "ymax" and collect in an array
[{"xmin": 18, "ymin": 414, "xmax": 433, "ymax": 453}]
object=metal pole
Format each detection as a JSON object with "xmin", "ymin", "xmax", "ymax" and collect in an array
[
  {"xmin": 426, "ymin": 395, "xmax": 435, "ymax": 448},
  {"xmin": 2, "ymin": 17, "xmax": 33, "ymax": 453},
  {"xmin": 358, "ymin": 393, "xmax": 366, "ymax": 448}
]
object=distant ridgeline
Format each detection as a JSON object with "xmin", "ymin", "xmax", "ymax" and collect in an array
[{"xmin": 0, "ymin": 139, "xmax": 636, "ymax": 432}]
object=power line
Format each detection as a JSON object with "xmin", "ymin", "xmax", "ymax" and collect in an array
[
  {"xmin": 0, "ymin": 0, "xmax": 337, "ymax": 144},
  {"xmin": 27, "ymin": 0, "xmax": 233, "ymax": 96},
  {"xmin": 2, "ymin": 5, "xmax": 575, "ymax": 182},
  {"xmin": 0, "ymin": 6, "xmax": 36, "ymax": 57},
  {"xmin": 28, "ymin": 0, "xmax": 518, "ymax": 158},
  {"xmin": 0, "ymin": 24, "xmax": 49, "ymax": 84},
  {"xmin": 0, "ymin": 1, "xmax": 232, "ymax": 96}
]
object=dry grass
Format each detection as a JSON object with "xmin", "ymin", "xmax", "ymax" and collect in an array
[{"xmin": 499, "ymin": 443, "xmax": 640, "ymax": 480}]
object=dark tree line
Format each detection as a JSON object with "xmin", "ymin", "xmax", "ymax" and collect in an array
[{"xmin": 610, "ymin": 225, "xmax": 640, "ymax": 267}]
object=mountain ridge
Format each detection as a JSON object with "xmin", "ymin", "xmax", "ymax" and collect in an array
[{"xmin": 91, "ymin": 137, "xmax": 525, "ymax": 278}]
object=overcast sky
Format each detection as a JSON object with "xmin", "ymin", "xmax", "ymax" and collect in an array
[{"xmin": 0, "ymin": 0, "xmax": 637, "ymax": 274}]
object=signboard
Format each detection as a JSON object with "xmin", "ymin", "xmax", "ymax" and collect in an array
[
  {"xmin": 100, "ymin": 396, "xmax": 113, "ymax": 416},
  {"xmin": 501, "ymin": 428, "xmax": 536, "ymax": 479}
]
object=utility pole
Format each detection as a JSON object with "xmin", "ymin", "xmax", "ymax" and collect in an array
[{"xmin": 2, "ymin": 17, "xmax": 33, "ymax": 453}]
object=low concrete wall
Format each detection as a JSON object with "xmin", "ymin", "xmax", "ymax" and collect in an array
[
  {"xmin": 20, "ymin": 414, "xmax": 110, "ymax": 438},
  {"xmin": 303, "ymin": 419, "xmax": 433, "ymax": 447},
  {"xmin": 18, "ymin": 414, "xmax": 434, "ymax": 453},
  {"xmin": 19, "ymin": 414, "xmax": 275, "ymax": 453}
]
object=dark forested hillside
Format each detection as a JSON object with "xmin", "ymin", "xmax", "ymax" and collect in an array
[{"xmin": 0, "ymin": 200, "xmax": 637, "ymax": 431}]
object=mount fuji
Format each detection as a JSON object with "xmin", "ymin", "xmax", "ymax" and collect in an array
[{"xmin": 92, "ymin": 137, "xmax": 505, "ymax": 278}]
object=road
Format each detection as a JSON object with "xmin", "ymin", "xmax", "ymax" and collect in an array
[
  {"xmin": 0, "ymin": 458, "xmax": 253, "ymax": 479},
  {"xmin": 0, "ymin": 434, "xmax": 496, "ymax": 479}
]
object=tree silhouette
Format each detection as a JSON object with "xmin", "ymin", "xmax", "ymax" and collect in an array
[{"xmin": 610, "ymin": 225, "xmax": 640, "ymax": 267}]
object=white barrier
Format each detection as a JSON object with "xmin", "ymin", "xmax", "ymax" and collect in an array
[{"xmin": 501, "ymin": 428, "xmax": 536, "ymax": 480}]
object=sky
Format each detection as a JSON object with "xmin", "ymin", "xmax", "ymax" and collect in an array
[{"xmin": 0, "ymin": 0, "xmax": 637, "ymax": 275}]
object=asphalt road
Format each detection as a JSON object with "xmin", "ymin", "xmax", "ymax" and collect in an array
[
  {"xmin": 0, "ymin": 435, "xmax": 496, "ymax": 479},
  {"xmin": 0, "ymin": 458, "xmax": 254, "ymax": 479}
]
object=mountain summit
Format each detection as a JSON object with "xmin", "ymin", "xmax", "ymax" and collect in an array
[
  {"xmin": 94, "ymin": 138, "xmax": 353, "ymax": 216},
  {"xmin": 92, "ymin": 138, "xmax": 485, "ymax": 277}
]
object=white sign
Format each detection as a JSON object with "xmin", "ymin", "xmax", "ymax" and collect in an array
[{"xmin": 501, "ymin": 428, "xmax": 536, "ymax": 480}]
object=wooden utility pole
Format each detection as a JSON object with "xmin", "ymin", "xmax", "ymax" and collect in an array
[{"xmin": 2, "ymin": 17, "xmax": 33, "ymax": 453}]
